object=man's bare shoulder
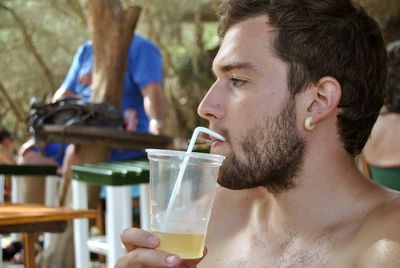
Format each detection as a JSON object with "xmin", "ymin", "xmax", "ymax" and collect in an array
[
  {"xmin": 355, "ymin": 191, "xmax": 400, "ymax": 267},
  {"xmin": 364, "ymin": 191, "xmax": 400, "ymax": 236}
]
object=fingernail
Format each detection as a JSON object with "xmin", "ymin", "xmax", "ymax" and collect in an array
[
  {"xmin": 147, "ymin": 235, "xmax": 159, "ymax": 246},
  {"xmin": 166, "ymin": 255, "xmax": 178, "ymax": 266}
]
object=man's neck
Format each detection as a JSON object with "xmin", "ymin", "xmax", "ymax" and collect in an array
[{"xmin": 258, "ymin": 149, "xmax": 384, "ymax": 241}]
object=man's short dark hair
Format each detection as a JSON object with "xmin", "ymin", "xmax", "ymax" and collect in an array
[{"xmin": 218, "ymin": 0, "xmax": 387, "ymax": 156}]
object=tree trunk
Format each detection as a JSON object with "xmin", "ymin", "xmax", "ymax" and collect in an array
[
  {"xmin": 64, "ymin": 0, "xmax": 143, "ymax": 188},
  {"xmin": 87, "ymin": 0, "xmax": 141, "ymax": 108}
]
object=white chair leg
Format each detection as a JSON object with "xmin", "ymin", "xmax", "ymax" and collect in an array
[
  {"xmin": 0, "ymin": 175, "xmax": 4, "ymax": 203},
  {"xmin": 72, "ymin": 180, "xmax": 90, "ymax": 268},
  {"xmin": 106, "ymin": 186, "xmax": 132, "ymax": 268},
  {"xmin": 9, "ymin": 176, "xmax": 21, "ymax": 242},
  {"xmin": 43, "ymin": 175, "xmax": 60, "ymax": 250},
  {"xmin": 139, "ymin": 184, "xmax": 150, "ymax": 231},
  {"xmin": 45, "ymin": 175, "xmax": 59, "ymax": 207},
  {"xmin": 11, "ymin": 176, "xmax": 18, "ymax": 204}
]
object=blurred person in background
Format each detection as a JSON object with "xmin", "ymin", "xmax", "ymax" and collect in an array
[
  {"xmin": 363, "ymin": 40, "xmax": 400, "ymax": 191},
  {"xmin": 0, "ymin": 127, "xmax": 15, "ymax": 164},
  {"xmin": 0, "ymin": 128, "xmax": 20, "ymax": 262},
  {"xmin": 0, "ymin": 127, "xmax": 15, "ymax": 202}
]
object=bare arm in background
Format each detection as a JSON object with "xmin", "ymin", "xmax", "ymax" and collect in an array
[
  {"xmin": 52, "ymin": 82, "xmax": 166, "ymax": 135},
  {"xmin": 142, "ymin": 82, "xmax": 166, "ymax": 135},
  {"xmin": 51, "ymin": 88, "xmax": 78, "ymax": 102}
]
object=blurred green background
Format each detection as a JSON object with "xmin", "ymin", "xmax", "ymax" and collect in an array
[{"xmin": 0, "ymin": 0, "xmax": 399, "ymax": 145}]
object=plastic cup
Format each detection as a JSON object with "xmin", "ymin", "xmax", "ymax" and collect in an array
[{"xmin": 146, "ymin": 149, "xmax": 225, "ymax": 259}]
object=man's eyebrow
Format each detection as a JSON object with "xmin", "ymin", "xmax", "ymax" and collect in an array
[{"xmin": 219, "ymin": 62, "xmax": 257, "ymax": 73}]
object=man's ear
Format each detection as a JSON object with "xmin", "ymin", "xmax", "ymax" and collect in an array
[{"xmin": 307, "ymin": 76, "xmax": 342, "ymax": 124}]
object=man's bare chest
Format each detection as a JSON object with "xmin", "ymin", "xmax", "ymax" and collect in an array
[{"xmin": 203, "ymin": 233, "xmax": 337, "ymax": 268}]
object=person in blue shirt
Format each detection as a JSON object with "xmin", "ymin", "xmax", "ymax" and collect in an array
[
  {"xmin": 55, "ymin": 34, "xmax": 165, "ymax": 200},
  {"xmin": 54, "ymin": 34, "xmax": 166, "ymax": 144},
  {"xmin": 19, "ymin": 34, "xmax": 165, "ymax": 167},
  {"xmin": 17, "ymin": 34, "xmax": 166, "ymax": 267},
  {"xmin": 53, "ymin": 34, "xmax": 165, "ymax": 197}
]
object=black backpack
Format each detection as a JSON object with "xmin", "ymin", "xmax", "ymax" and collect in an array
[
  {"xmin": 28, "ymin": 98, "xmax": 124, "ymax": 135},
  {"xmin": 28, "ymin": 98, "xmax": 124, "ymax": 160}
]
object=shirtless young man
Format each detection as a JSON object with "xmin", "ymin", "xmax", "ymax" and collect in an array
[{"xmin": 116, "ymin": 0, "xmax": 400, "ymax": 267}]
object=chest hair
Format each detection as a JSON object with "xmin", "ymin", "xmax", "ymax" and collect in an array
[
  {"xmin": 275, "ymin": 239, "xmax": 331, "ymax": 268},
  {"xmin": 228, "ymin": 234, "xmax": 332, "ymax": 268}
]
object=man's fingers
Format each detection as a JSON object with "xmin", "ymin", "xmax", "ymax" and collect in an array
[
  {"xmin": 118, "ymin": 228, "xmax": 207, "ymax": 267},
  {"xmin": 121, "ymin": 228, "xmax": 160, "ymax": 252},
  {"xmin": 115, "ymin": 248, "xmax": 180, "ymax": 268}
]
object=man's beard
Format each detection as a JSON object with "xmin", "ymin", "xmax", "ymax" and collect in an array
[{"xmin": 217, "ymin": 97, "xmax": 306, "ymax": 194}]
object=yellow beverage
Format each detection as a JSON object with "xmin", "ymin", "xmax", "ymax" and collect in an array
[{"xmin": 154, "ymin": 231, "xmax": 205, "ymax": 259}]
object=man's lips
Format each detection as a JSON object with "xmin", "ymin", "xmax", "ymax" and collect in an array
[
  {"xmin": 210, "ymin": 138, "xmax": 224, "ymax": 148},
  {"xmin": 192, "ymin": 137, "xmax": 224, "ymax": 147}
]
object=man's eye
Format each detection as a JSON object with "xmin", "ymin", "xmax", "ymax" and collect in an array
[{"xmin": 231, "ymin": 78, "xmax": 246, "ymax": 87}]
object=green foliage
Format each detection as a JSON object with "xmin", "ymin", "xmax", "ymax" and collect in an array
[
  {"xmin": 203, "ymin": 22, "xmax": 219, "ymax": 50},
  {"xmin": 0, "ymin": 0, "xmax": 89, "ymax": 140}
]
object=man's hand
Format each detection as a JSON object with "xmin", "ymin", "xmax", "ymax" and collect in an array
[
  {"xmin": 115, "ymin": 228, "xmax": 206, "ymax": 268},
  {"xmin": 149, "ymin": 119, "xmax": 165, "ymax": 135}
]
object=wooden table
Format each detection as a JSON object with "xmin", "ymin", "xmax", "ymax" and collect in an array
[
  {"xmin": 33, "ymin": 124, "xmax": 172, "ymax": 268},
  {"xmin": 34, "ymin": 124, "xmax": 172, "ymax": 150},
  {"xmin": 0, "ymin": 204, "xmax": 96, "ymax": 268}
]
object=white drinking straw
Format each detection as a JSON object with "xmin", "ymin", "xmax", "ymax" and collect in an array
[{"xmin": 162, "ymin": 127, "xmax": 225, "ymax": 231}]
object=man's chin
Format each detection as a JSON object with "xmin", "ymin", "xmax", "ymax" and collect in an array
[{"xmin": 217, "ymin": 176, "xmax": 255, "ymax": 190}]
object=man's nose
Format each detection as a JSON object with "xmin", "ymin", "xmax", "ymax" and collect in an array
[{"xmin": 197, "ymin": 82, "xmax": 224, "ymax": 121}]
